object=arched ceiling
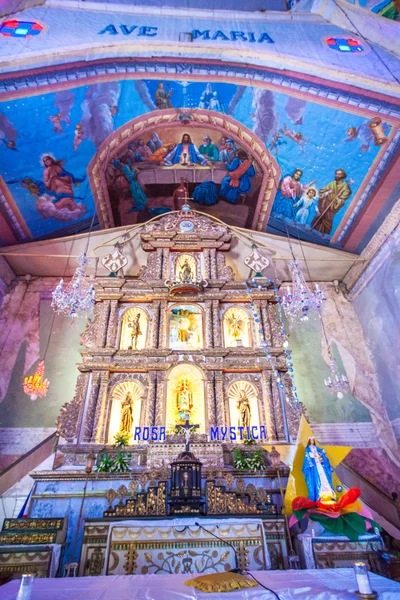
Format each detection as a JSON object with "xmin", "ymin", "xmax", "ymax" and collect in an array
[{"xmin": 0, "ymin": 0, "xmax": 399, "ymax": 272}]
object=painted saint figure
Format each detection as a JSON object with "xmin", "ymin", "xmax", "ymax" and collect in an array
[
  {"xmin": 198, "ymin": 136, "xmax": 219, "ymax": 161},
  {"xmin": 164, "ymin": 133, "xmax": 208, "ymax": 166},
  {"xmin": 121, "ymin": 159, "xmax": 148, "ymax": 212},
  {"xmin": 302, "ymin": 437, "xmax": 334, "ymax": 502},
  {"xmin": 311, "ymin": 169, "xmax": 351, "ymax": 236},
  {"xmin": 42, "ymin": 155, "xmax": 86, "ymax": 210},
  {"xmin": 271, "ymin": 169, "xmax": 315, "ymax": 221},
  {"xmin": 237, "ymin": 389, "xmax": 251, "ymax": 429},
  {"xmin": 147, "ymin": 132, "xmax": 163, "ymax": 153},
  {"xmin": 219, "ymin": 149, "xmax": 255, "ymax": 204},
  {"xmin": 155, "ymin": 82, "xmax": 173, "ymax": 109},
  {"xmin": 293, "ymin": 187, "xmax": 318, "ymax": 228},
  {"xmin": 120, "ymin": 392, "xmax": 134, "ymax": 434},
  {"xmin": 128, "ymin": 313, "xmax": 142, "ymax": 350}
]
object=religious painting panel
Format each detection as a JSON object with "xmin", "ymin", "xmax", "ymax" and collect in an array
[
  {"xmin": 105, "ymin": 123, "xmax": 264, "ymax": 230},
  {"xmin": 165, "ymin": 364, "xmax": 206, "ymax": 433},
  {"xmin": 227, "ymin": 380, "xmax": 260, "ymax": 435},
  {"xmin": 223, "ymin": 306, "xmax": 252, "ymax": 348},
  {"xmin": 107, "ymin": 380, "xmax": 144, "ymax": 443},
  {"xmin": 119, "ymin": 306, "xmax": 148, "ymax": 351},
  {"xmin": 168, "ymin": 304, "xmax": 203, "ymax": 351}
]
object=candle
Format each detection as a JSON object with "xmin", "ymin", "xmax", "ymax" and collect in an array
[
  {"xmin": 354, "ymin": 562, "xmax": 373, "ymax": 595},
  {"xmin": 16, "ymin": 574, "xmax": 34, "ymax": 600}
]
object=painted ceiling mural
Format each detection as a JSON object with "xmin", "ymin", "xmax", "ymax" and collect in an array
[{"xmin": 0, "ymin": 71, "xmax": 399, "ymax": 252}]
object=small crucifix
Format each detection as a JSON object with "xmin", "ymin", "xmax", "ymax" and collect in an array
[{"xmin": 175, "ymin": 413, "xmax": 199, "ymax": 452}]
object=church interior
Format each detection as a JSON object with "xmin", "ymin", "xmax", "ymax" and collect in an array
[{"xmin": 0, "ymin": 0, "xmax": 399, "ymax": 598}]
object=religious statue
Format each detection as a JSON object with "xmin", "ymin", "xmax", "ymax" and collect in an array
[
  {"xmin": 120, "ymin": 392, "xmax": 134, "ymax": 434},
  {"xmin": 302, "ymin": 437, "xmax": 334, "ymax": 502},
  {"xmin": 179, "ymin": 259, "xmax": 193, "ymax": 283},
  {"xmin": 128, "ymin": 313, "xmax": 142, "ymax": 350},
  {"xmin": 237, "ymin": 389, "xmax": 251, "ymax": 429},
  {"xmin": 226, "ymin": 311, "xmax": 244, "ymax": 343},
  {"xmin": 175, "ymin": 377, "xmax": 194, "ymax": 422}
]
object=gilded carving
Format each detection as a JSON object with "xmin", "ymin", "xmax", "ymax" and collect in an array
[{"xmin": 57, "ymin": 373, "xmax": 89, "ymax": 442}]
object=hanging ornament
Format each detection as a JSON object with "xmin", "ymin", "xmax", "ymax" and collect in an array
[
  {"xmin": 244, "ymin": 246, "xmax": 270, "ymax": 275},
  {"xmin": 101, "ymin": 245, "xmax": 128, "ymax": 275},
  {"xmin": 324, "ymin": 354, "xmax": 349, "ymax": 399},
  {"xmin": 281, "ymin": 260, "xmax": 326, "ymax": 323},
  {"xmin": 52, "ymin": 254, "xmax": 95, "ymax": 318},
  {"xmin": 23, "ymin": 360, "xmax": 49, "ymax": 401}
]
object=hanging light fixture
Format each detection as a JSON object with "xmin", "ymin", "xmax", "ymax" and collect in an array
[
  {"xmin": 52, "ymin": 253, "xmax": 95, "ymax": 318},
  {"xmin": 281, "ymin": 259, "xmax": 326, "ymax": 323},
  {"xmin": 23, "ymin": 360, "xmax": 50, "ymax": 401},
  {"xmin": 324, "ymin": 352, "xmax": 349, "ymax": 399}
]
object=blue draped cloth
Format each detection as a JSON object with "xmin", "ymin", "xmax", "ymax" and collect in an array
[
  {"xmin": 192, "ymin": 181, "xmax": 218, "ymax": 205},
  {"xmin": 302, "ymin": 445, "xmax": 334, "ymax": 502},
  {"xmin": 219, "ymin": 157, "xmax": 255, "ymax": 204}
]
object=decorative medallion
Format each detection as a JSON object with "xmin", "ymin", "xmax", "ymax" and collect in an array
[
  {"xmin": 179, "ymin": 220, "xmax": 195, "ymax": 232},
  {"xmin": 101, "ymin": 247, "xmax": 128, "ymax": 274},
  {"xmin": 244, "ymin": 247, "xmax": 270, "ymax": 274}
]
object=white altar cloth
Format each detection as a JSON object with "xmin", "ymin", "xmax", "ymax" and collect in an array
[{"xmin": 0, "ymin": 569, "xmax": 399, "ymax": 600}]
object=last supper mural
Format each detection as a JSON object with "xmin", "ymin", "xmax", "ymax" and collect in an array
[{"xmin": 106, "ymin": 125, "xmax": 263, "ymax": 229}]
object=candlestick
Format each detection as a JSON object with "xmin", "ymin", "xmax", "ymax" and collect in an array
[
  {"xmin": 16, "ymin": 574, "xmax": 34, "ymax": 600},
  {"xmin": 353, "ymin": 562, "xmax": 377, "ymax": 599}
]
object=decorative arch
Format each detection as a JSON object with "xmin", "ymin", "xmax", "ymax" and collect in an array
[
  {"xmin": 88, "ymin": 108, "xmax": 280, "ymax": 231},
  {"xmin": 119, "ymin": 306, "xmax": 149, "ymax": 350},
  {"xmin": 107, "ymin": 379, "xmax": 145, "ymax": 444},
  {"xmin": 227, "ymin": 379, "xmax": 261, "ymax": 436},
  {"xmin": 165, "ymin": 363, "xmax": 206, "ymax": 434},
  {"xmin": 223, "ymin": 305, "xmax": 253, "ymax": 348},
  {"xmin": 168, "ymin": 302, "xmax": 204, "ymax": 350}
]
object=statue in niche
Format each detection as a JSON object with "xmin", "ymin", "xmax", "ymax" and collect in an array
[
  {"xmin": 179, "ymin": 258, "xmax": 193, "ymax": 283},
  {"xmin": 302, "ymin": 437, "xmax": 334, "ymax": 502},
  {"xmin": 128, "ymin": 313, "xmax": 142, "ymax": 350},
  {"xmin": 120, "ymin": 392, "xmax": 134, "ymax": 434},
  {"xmin": 226, "ymin": 311, "xmax": 245, "ymax": 344},
  {"xmin": 237, "ymin": 389, "xmax": 251, "ymax": 429},
  {"xmin": 175, "ymin": 377, "xmax": 194, "ymax": 423}
]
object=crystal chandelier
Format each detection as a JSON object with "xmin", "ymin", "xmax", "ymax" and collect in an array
[
  {"xmin": 52, "ymin": 254, "xmax": 95, "ymax": 318},
  {"xmin": 324, "ymin": 355, "xmax": 349, "ymax": 399},
  {"xmin": 23, "ymin": 360, "xmax": 49, "ymax": 401},
  {"xmin": 281, "ymin": 259, "xmax": 326, "ymax": 323}
]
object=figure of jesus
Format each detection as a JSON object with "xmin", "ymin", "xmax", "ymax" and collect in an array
[{"xmin": 128, "ymin": 313, "xmax": 142, "ymax": 350}]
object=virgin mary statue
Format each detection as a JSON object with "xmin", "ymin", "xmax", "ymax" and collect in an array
[{"xmin": 302, "ymin": 437, "xmax": 334, "ymax": 502}]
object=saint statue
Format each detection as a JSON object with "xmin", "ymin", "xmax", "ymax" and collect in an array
[
  {"xmin": 128, "ymin": 313, "xmax": 142, "ymax": 350},
  {"xmin": 302, "ymin": 437, "xmax": 335, "ymax": 502},
  {"xmin": 179, "ymin": 259, "xmax": 193, "ymax": 283},
  {"xmin": 175, "ymin": 377, "xmax": 194, "ymax": 422},
  {"xmin": 237, "ymin": 389, "xmax": 251, "ymax": 429},
  {"xmin": 226, "ymin": 312, "xmax": 244, "ymax": 343},
  {"xmin": 120, "ymin": 392, "xmax": 134, "ymax": 434}
]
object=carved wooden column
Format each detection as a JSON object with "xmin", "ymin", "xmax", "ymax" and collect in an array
[
  {"xmin": 159, "ymin": 300, "xmax": 168, "ymax": 348},
  {"xmin": 146, "ymin": 372, "xmax": 157, "ymax": 426},
  {"xmin": 205, "ymin": 372, "xmax": 216, "ymax": 428},
  {"xmin": 154, "ymin": 372, "xmax": 165, "ymax": 426},
  {"xmin": 205, "ymin": 300, "xmax": 213, "ymax": 348},
  {"xmin": 82, "ymin": 372, "xmax": 101, "ymax": 443},
  {"xmin": 150, "ymin": 301, "xmax": 161, "ymax": 348},
  {"xmin": 155, "ymin": 248, "xmax": 163, "ymax": 279},
  {"xmin": 96, "ymin": 300, "xmax": 111, "ymax": 347},
  {"xmin": 210, "ymin": 249, "xmax": 217, "ymax": 279},
  {"xmin": 269, "ymin": 373, "xmax": 286, "ymax": 440},
  {"xmin": 57, "ymin": 372, "xmax": 90, "ymax": 443},
  {"xmin": 106, "ymin": 300, "xmax": 119, "ymax": 348},
  {"xmin": 214, "ymin": 372, "xmax": 226, "ymax": 426},
  {"xmin": 162, "ymin": 248, "xmax": 170, "ymax": 280},
  {"xmin": 92, "ymin": 372, "xmax": 110, "ymax": 444},
  {"xmin": 267, "ymin": 303, "xmax": 284, "ymax": 347},
  {"xmin": 261, "ymin": 369, "xmax": 276, "ymax": 440},
  {"xmin": 212, "ymin": 300, "xmax": 222, "ymax": 347},
  {"xmin": 260, "ymin": 301, "xmax": 272, "ymax": 345},
  {"xmin": 203, "ymin": 248, "xmax": 211, "ymax": 280}
]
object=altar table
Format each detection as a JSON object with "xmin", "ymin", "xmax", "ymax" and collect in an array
[{"xmin": 0, "ymin": 569, "xmax": 399, "ymax": 600}]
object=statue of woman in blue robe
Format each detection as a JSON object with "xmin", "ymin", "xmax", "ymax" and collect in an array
[{"xmin": 302, "ymin": 437, "xmax": 334, "ymax": 502}]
